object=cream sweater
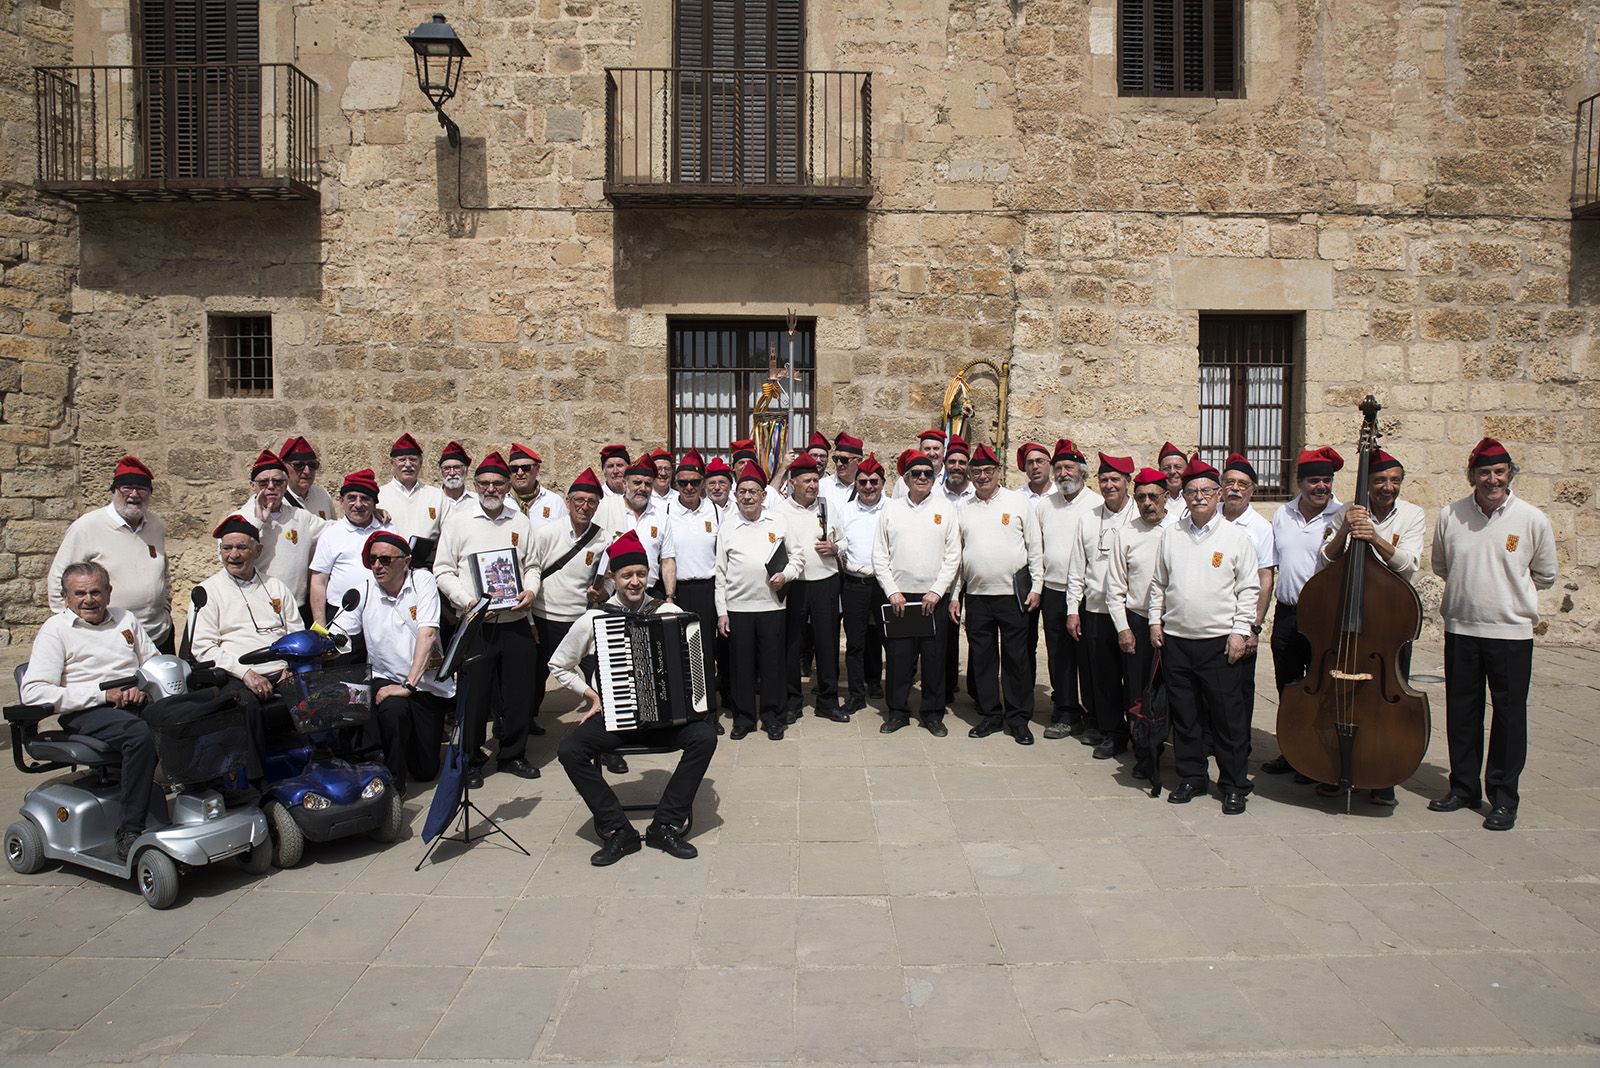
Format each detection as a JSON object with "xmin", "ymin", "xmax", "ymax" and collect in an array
[
  {"xmin": 1038, "ymin": 487, "xmax": 1103, "ymax": 591},
  {"xmin": 1147, "ymin": 514, "xmax": 1260, "ymax": 640},
  {"xmin": 1431, "ymin": 492, "xmax": 1558, "ymax": 639},
  {"xmin": 1066, "ymin": 499, "xmax": 1135, "ymax": 615},
  {"xmin": 872, "ymin": 492, "xmax": 962, "ymax": 598},
  {"xmin": 1104, "ymin": 516, "xmax": 1167, "ymax": 633},
  {"xmin": 190, "ymin": 570, "xmax": 300, "ymax": 678},
  {"xmin": 716, "ymin": 510, "xmax": 802, "ymax": 614},
  {"xmin": 956, "ymin": 487, "xmax": 1044, "ymax": 597},
  {"xmin": 48, "ymin": 504, "xmax": 172, "ymax": 642},
  {"xmin": 433, "ymin": 500, "xmax": 539, "ymax": 621},
  {"xmin": 21, "ymin": 608, "xmax": 158, "ymax": 714}
]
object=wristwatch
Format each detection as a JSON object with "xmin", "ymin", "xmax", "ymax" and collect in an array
[{"xmin": 1249, "ymin": 623, "xmax": 1263, "ymax": 635}]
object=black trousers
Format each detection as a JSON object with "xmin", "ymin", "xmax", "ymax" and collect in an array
[
  {"xmin": 368, "ymin": 679, "xmax": 449, "ymax": 792},
  {"xmin": 942, "ymin": 608, "xmax": 974, "ymax": 709},
  {"xmin": 532, "ymin": 615, "xmax": 576, "ymax": 719},
  {"xmin": 1080, "ymin": 610, "xmax": 1126, "ymax": 739},
  {"xmin": 1120, "ymin": 612, "xmax": 1154, "ymax": 711},
  {"xmin": 728, "ymin": 610, "xmax": 787, "ymax": 731},
  {"xmin": 841, "ymin": 575, "xmax": 886, "ymax": 704},
  {"xmin": 1444, "ymin": 633, "xmax": 1533, "ymax": 810},
  {"xmin": 1165, "ymin": 634, "xmax": 1253, "ymax": 794},
  {"xmin": 557, "ymin": 715, "xmax": 717, "ymax": 837},
  {"xmin": 469, "ymin": 617, "xmax": 536, "ymax": 764},
  {"xmin": 965, "ymin": 594, "xmax": 1033, "ymax": 727},
  {"xmin": 884, "ymin": 593, "xmax": 948, "ymax": 721},
  {"xmin": 1270, "ymin": 601, "xmax": 1312, "ymax": 695},
  {"xmin": 674, "ymin": 578, "xmax": 720, "ymax": 714},
  {"xmin": 1040, "ymin": 588, "xmax": 1086, "ymax": 723},
  {"xmin": 785, "ymin": 574, "xmax": 841, "ymax": 713},
  {"xmin": 61, "ymin": 704, "xmax": 159, "ymax": 836}
]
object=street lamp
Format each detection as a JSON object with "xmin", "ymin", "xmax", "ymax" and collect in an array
[{"xmin": 403, "ymin": 13, "xmax": 470, "ymax": 148}]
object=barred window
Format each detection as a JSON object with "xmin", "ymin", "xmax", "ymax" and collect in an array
[
  {"xmin": 1197, "ymin": 314, "xmax": 1297, "ymax": 499},
  {"xmin": 207, "ymin": 314, "xmax": 273, "ymax": 398},
  {"xmin": 668, "ymin": 319, "xmax": 814, "ymax": 457},
  {"xmin": 1118, "ymin": 0, "xmax": 1241, "ymax": 98}
]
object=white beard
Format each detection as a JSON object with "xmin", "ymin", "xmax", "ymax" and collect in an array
[{"xmin": 442, "ymin": 474, "xmax": 466, "ymax": 491}]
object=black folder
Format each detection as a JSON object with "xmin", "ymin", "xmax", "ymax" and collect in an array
[
  {"xmin": 1013, "ymin": 567, "xmax": 1033, "ymax": 612},
  {"xmin": 880, "ymin": 602, "xmax": 936, "ymax": 639},
  {"xmin": 767, "ymin": 542, "xmax": 790, "ymax": 601}
]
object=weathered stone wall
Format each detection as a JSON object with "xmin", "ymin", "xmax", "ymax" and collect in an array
[
  {"xmin": 0, "ymin": 0, "xmax": 78, "ymax": 644},
  {"xmin": 2, "ymin": 0, "xmax": 1597, "ymax": 642}
]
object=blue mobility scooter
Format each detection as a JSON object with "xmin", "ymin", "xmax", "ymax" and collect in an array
[
  {"xmin": 238, "ymin": 597, "xmax": 403, "ymax": 868},
  {"xmin": 4, "ymin": 658, "xmax": 271, "ymax": 909}
]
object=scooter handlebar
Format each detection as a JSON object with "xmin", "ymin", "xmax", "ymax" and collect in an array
[
  {"xmin": 237, "ymin": 648, "xmax": 279, "ymax": 666},
  {"xmin": 100, "ymin": 676, "xmax": 140, "ymax": 691}
]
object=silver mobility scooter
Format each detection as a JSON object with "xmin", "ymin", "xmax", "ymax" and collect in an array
[{"xmin": 4, "ymin": 656, "xmax": 270, "ymax": 909}]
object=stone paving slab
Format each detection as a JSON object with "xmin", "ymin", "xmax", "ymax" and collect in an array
[{"xmin": 1, "ymin": 640, "xmax": 1598, "ymax": 1065}]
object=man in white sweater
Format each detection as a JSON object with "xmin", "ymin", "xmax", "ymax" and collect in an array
[
  {"xmin": 378, "ymin": 433, "xmax": 446, "ymax": 547},
  {"xmin": 954, "ymin": 443, "xmax": 1045, "ymax": 744},
  {"xmin": 1148, "ymin": 456, "xmax": 1260, "ymax": 813},
  {"xmin": 873, "ymin": 449, "xmax": 962, "ymax": 735},
  {"xmin": 240, "ymin": 447, "xmax": 329, "ymax": 621},
  {"xmin": 939, "ymin": 436, "xmax": 977, "ymax": 705},
  {"xmin": 1038, "ymin": 438, "xmax": 1102, "ymax": 740},
  {"xmin": 529, "ymin": 468, "xmax": 607, "ymax": 724},
  {"xmin": 1066, "ymin": 452, "xmax": 1137, "ymax": 758},
  {"xmin": 280, "ymin": 436, "xmax": 336, "ymax": 520},
  {"xmin": 1427, "ymin": 437, "xmax": 1558, "ymax": 832},
  {"xmin": 191, "ymin": 514, "xmax": 299, "ymax": 700},
  {"xmin": 48, "ymin": 455, "xmax": 173, "ymax": 651},
  {"xmin": 838, "ymin": 453, "xmax": 888, "ymax": 715},
  {"xmin": 780, "ymin": 453, "xmax": 848, "ymax": 723},
  {"xmin": 1105, "ymin": 467, "xmax": 1170, "ymax": 781}
]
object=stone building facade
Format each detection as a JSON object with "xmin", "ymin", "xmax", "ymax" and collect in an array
[{"xmin": 1, "ymin": 0, "xmax": 1596, "ymax": 644}]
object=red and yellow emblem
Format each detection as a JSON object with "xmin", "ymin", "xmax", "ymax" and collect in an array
[
  {"xmin": 1211, "ymin": 551, "xmax": 1224, "ymax": 568},
  {"xmin": 271, "ymin": 598, "xmax": 282, "ymax": 613},
  {"xmin": 705, "ymin": 520, "xmax": 714, "ymax": 533},
  {"xmin": 1001, "ymin": 513, "xmax": 1011, "ymax": 525},
  {"xmin": 585, "ymin": 551, "xmax": 595, "ymax": 566},
  {"xmin": 428, "ymin": 507, "xmax": 437, "ymax": 519},
  {"xmin": 543, "ymin": 506, "xmax": 551, "ymax": 518},
  {"xmin": 650, "ymin": 525, "xmax": 658, "ymax": 538},
  {"xmin": 121, "ymin": 629, "xmax": 134, "ymax": 645},
  {"xmin": 1391, "ymin": 534, "xmax": 1400, "ymax": 547},
  {"xmin": 409, "ymin": 605, "xmax": 418, "ymax": 620},
  {"xmin": 1506, "ymin": 534, "xmax": 1519, "ymax": 552},
  {"xmin": 511, "ymin": 532, "xmax": 519, "ymax": 547},
  {"xmin": 768, "ymin": 532, "xmax": 777, "ymax": 544},
  {"xmin": 934, "ymin": 514, "xmax": 943, "ymax": 525},
  {"xmin": 148, "ymin": 544, "xmax": 158, "ymax": 559},
  {"xmin": 285, "ymin": 529, "xmax": 298, "ymax": 545}
]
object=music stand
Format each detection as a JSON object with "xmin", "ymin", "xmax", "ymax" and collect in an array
[{"xmin": 415, "ymin": 597, "xmax": 531, "ymax": 869}]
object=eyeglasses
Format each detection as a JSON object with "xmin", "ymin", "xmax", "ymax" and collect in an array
[
  {"xmin": 1182, "ymin": 487, "xmax": 1220, "ymax": 500},
  {"xmin": 368, "ymin": 554, "xmax": 407, "ymax": 566},
  {"xmin": 476, "ymin": 479, "xmax": 508, "ymax": 491},
  {"xmin": 834, "ymin": 455, "xmax": 852, "ymax": 464},
  {"xmin": 676, "ymin": 478, "xmax": 703, "ymax": 487},
  {"xmin": 252, "ymin": 477, "xmax": 288, "ymax": 489}
]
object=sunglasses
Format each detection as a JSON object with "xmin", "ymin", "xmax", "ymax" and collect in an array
[
  {"xmin": 857, "ymin": 478, "xmax": 882, "ymax": 487},
  {"xmin": 288, "ymin": 460, "xmax": 320, "ymax": 471},
  {"xmin": 252, "ymin": 477, "xmax": 288, "ymax": 489},
  {"xmin": 368, "ymin": 554, "xmax": 407, "ymax": 566},
  {"xmin": 677, "ymin": 478, "xmax": 703, "ymax": 487},
  {"xmin": 906, "ymin": 469, "xmax": 934, "ymax": 479},
  {"xmin": 509, "ymin": 464, "xmax": 536, "ymax": 473}
]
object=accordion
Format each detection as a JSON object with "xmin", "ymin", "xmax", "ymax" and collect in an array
[{"xmin": 593, "ymin": 610, "xmax": 710, "ymax": 732}]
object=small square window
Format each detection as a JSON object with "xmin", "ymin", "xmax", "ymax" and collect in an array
[{"xmin": 208, "ymin": 314, "xmax": 273, "ymax": 398}]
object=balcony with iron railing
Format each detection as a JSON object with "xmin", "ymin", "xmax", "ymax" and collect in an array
[
  {"xmin": 1577, "ymin": 93, "xmax": 1599, "ymax": 219},
  {"xmin": 605, "ymin": 67, "xmax": 872, "ymax": 208},
  {"xmin": 34, "ymin": 63, "xmax": 319, "ymax": 203}
]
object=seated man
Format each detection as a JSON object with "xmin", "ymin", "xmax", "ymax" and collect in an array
[
  {"xmin": 190, "ymin": 515, "xmax": 299, "ymax": 778},
  {"xmin": 20, "ymin": 562, "xmax": 160, "ymax": 859},
  {"xmin": 551, "ymin": 531, "xmax": 718, "ymax": 867},
  {"xmin": 356, "ymin": 530, "xmax": 453, "ymax": 795}
]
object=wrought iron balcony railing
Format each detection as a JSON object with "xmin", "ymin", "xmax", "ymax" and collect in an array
[
  {"xmin": 34, "ymin": 63, "xmax": 319, "ymax": 203},
  {"xmin": 605, "ymin": 67, "xmax": 872, "ymax": 207},
  {"xmin": 1576, "ymin": 93, "xmax": 1599, "ymax": 218}
]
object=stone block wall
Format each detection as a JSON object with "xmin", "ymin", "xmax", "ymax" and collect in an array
[{"xmin": 1, "ymin": 0, "xmax": 1596, "ymax": 642}]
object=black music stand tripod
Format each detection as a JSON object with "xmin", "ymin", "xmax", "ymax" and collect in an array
[{"xmin": 415, "ymin": 599, "xmax": 532, "ymax": 870}]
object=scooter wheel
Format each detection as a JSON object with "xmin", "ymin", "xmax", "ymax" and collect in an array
[
  {"xmin": 369, "ymin": 788, "xmax": 405, "ymax": 844},
  {"xmin": 264, "ymin": 800, "xmax": 304, "ymax": 868},
  {"xmin": 239, "ymin": 838, "xmax": 273, "ymax": 876},
  {"xmin": 136, "ymin": 849, "xmax": 180, "ymax": 909},
  {"xmin": 4, "ymin": 820, "xmax": 45, "ymax": 875}
]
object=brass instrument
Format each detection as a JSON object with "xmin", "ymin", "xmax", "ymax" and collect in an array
[{"xmin": 942, "ymin": 358, "xmax": 1010, "ymax": 480}]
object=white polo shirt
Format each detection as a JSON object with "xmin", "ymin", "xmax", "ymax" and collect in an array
[
  {"xmin": 597, "ymin": 496, "xmax": 675, "ymax": 586},
  {"xmin": 1227, "ymin": 504, "xmax": 1278, "ymax": 570},
  {"xmin": 309, "ymin": 516, "xmax": 394, "ymax": 635},
  {"xmin": 1271, "ymin": 495, "xmax": 1343, "ymax": 605},
  {"xmin": 838, "ymin": 495, "xmax": 886, "ymax": 578},
  {"xmin": 359, "ymin": 568, "xmax": 455, "ymax": 698},
  {"xmin": 665, "ymin": 497, "xmax": 719, "ymax": 581},
  {"xmin": 515, "ymin": 485, "xmax": 568, "ymax": 531},
  {"xmin": 378, "ymin": 479, "xmax": 446, "ymax": 544}
]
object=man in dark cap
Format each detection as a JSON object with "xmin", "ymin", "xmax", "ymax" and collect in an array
[
  {"xmin": 1157, "ymin": 442, "xmax": 1187, "ymax": 507},
  {"xmin": 838, "ymin": 453, "xmax": 888, "ymax": 714},
  {"xmin": 1066, "ymin": 452, "xmax": 1137, "ymax": 758},
  {"xmin": 600, "ymin": 444, "xmax": 631, "ymax": 500},
  {"xmin": 192, "ymin": 514, "xmax": 299, "ymax": 702},
  {"xmin": 508, "ymin": 442, "xmax": 566, "ymax": 529},
  {"xmin": 716, "ymin": 462, "xmax": 800, "ymax": 739},
  {"xmin": 1427, "ymin": 438, "xmax": 1557, "ymax": 831},
  {"xmin": 822, "ymin": 431, "xmax": 865, "ymax": 513},
  {"xmin": 530, "ymin": 467, "xmax": 608, "ymax": 731},
  {"xmin": 48, "ymin": 455, "xmax": 173, "ymax": 652},
  {"xmin": 1038, "ymin": 438, "xmax": 1102, "ymax": 740},
  {"xmin": 664, "ymin": 450, "xmax": 722, "ymax": 724},
  {"xmin": 438, "ymin": 441, "xmax": 477, "ymax": 522},
  {"xmin": 1017, "ymin": 441, "xmax": 1056, "ymax": 510},
  {"xmin": 379, "ymin": 432, "xmax": 446, "ymax": 546},
  {"xmin": 280, "ymin": 436, "xmax": 336, "ymax": 519},
  {"xmin": 309, "ymin": 468, "xmax": 394, "ymax": 642},
  {"xmin": 241, "ymin": 447, "xmax": 328, "ymax": 621},
  {"xmin": 780, "ymin": 452, "xmax": 847, "ymax": 722}
]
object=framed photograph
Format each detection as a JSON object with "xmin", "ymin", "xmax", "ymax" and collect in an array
[{"xmin": 471, "ymin": 548, "xmax": 523, "ymax": 611}]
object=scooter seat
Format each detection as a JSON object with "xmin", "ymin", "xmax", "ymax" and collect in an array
[{"xmin": 26, "ymin": 730, "xmax": 115, "ymax": 766}]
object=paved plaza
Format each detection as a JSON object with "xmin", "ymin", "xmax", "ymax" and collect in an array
[{"xmin": 0, "ymin": 639, "xmax": 1597, "ymax": 1067}]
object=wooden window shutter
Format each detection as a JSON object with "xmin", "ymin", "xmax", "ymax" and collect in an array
[
  {"xmin": 140, "ymin": 0, "xmax": 259, "ymax": 179},
  {"xmin": 1118, "ymin": 0, "xmax": 1240, "ymax": 99}
]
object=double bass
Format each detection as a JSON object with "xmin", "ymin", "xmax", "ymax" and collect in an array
[{"xmin": 1275, "ymin": 396, "xmax": 1430, "ymax": 800}]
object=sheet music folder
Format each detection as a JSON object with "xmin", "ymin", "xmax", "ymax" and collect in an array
[
  {"xmin": 880, "ymin": 602, "xmax": 936, "ymax": 639},
  {"xmin": 766, "ymin": 542, "xmax": 790, "ymax": 600},
  {"xmin": 1012, "ymin": 568, "xmax": 1032, "ymax": 612}
]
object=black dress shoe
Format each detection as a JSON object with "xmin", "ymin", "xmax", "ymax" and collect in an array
[
  {"xmin": 466, "ymin": 765, "xmax": 486, "ymax": 790},
  {"xmin": 1221, "ymin": 790, "xmax": 1248, "ymax": 815},
  {"xmin": 1043, "ymin": 719, "xmax": 1072, "ymax": 740},
  {"xmin": 527, "ymin": 720, "xmax": 547, "ymax": 736},
  {"xmin": 730, "ymin": 725, "xmax": 751, "ymax": 741},
  {"xmin": 1065, "ymin": 719, "xmax": 1091, "ymax": 738},
  {"xmin": 1078, "ymin": 728, "xmax": 1104, "ymax": 747},
  {"xmin": 1131, "ymin": 759, "xmax": 1152, "ymax": 781},
  {"xmin": 115, "ymin": 828, "xmax": 138, "ymax": 863},
  {"xmin": 1482, "ymin": 805, "xmax": 1517, "ymax": 831},
  {"xmin": 1292, "ymin": 772, "xmax": 1315, "ymax": 785},
  {"xmin": 1011, "ymin": 725, "xmax": 1035, "ymax": 745},
  {"xmin": 784, "ymin": 708, "xmax": 803, "ymax": 725},
  {"xmin": 765, "ymin": 724, "xmax": 786, "ymax": 741},
  {"xmin": 923, "ymin": 719, "xmax": 948, "ymax": 738},
  {"xmin": 815, "ymin": 707, "xmax": 851, "ymax": 723},
  {"xmin": 880, "ymin": 717, "xmax": 910, "ymax": 734},
  {"xmin": 1428, "ymin": 792, "xmax": 1480, "ymax": 813},
  {"xmin": 1368, "ymin": 788, "xmax": 1398, "ymax": 807},
  {"xmin": 713, "ymin": 720, "xmax": 725, "ymax": 735},
  {"xmin": 601, "ymin": 753, "xmax": 629, "ymax": 774},
  {"xmin": 1314, "ymin": 782, "xmax": 1342, "ymax": 797},
  {"xmin": 591, "ymin": 828, "xmax": 642, "ymax": 866},
  {"xmin": 968, "ymin": 720, "xmax": 1003, "ymax": 738},
  {"xmin": 843, "ymin": 698, "xmax": 868, "ymax": 716},
  {"xmin": 1261, "ymin": 755, "xmax": 1294, "ymax": 774},
  {"xmin": 501, "ymin": 757, "xmax": 541, "ymax": 780},
  {"xmin": 1092, "ymin": 737, "xmax": 1127, "ymax": 760},
  {"xmin": 1167, "ymin": 781, "xmax": 1206, "ymax": 805},
  {"xmin": 645, "ymin": 822, "xmax": 698, "ymax": 859}
]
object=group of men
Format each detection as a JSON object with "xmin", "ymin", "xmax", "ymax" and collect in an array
[{"xmin": 22, "ymin": 423, "xmax": 1557, "ymax": 866}]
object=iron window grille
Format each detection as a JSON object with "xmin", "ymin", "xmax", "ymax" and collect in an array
[
  {"xmin": 668, "ymin": 319, "xmax": 815, "ymax": 456},
  {"xmin": 1118, "ymin": 0, "xmax": 1242, "ymax": 98},
  {"xmin": 207, "ymin": 313, "xmax": 273, "ymax": 398},
  {"xmin": 1197, "ymin": 314, "xmax": 1297, "ymax": 499}
]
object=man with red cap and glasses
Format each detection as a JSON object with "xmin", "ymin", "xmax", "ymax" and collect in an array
[
  {"xmin": 552, "ymin": 530, "xmax": 720, "ymax": 865},
  {"xmin": 1017, "ymin": 441, "xmax": 1057, "ymax": 510},
  {"xmin": 1067, "ymin": 452, "xmax": 1137, "ymax": 758},
  {"xmin": 954, "ymin": 443, "xmax": 1044, "ymax": 744},
  {"xmin": 239, "ymin": 447, "xmax": 328, "ymax": 622},
  {"xmin": 378, "ymin": 433, "xmax": 446, "ymax": 548},
  {"xmin": 716, "ymin": 462, "xmax": 801, "ymax": 739},
  {"xmin": 648, "ymin": 447, "xmax": 678, "ymax": 506},
  {"xmin": 50, "ymin": 455, "xmax": 174, "ymax": 652},
  {"xmin": 433, "ymin": 451, "xmax": 542, "ymax": 784},
  {"xmin": 1316, "ymin": 446, "xmax": 1424, "ymax": 805},
  {"xmin": 1157, "ymin": 442, "xmax": 1188, "ymax": 508},
  {"xmin": 838, "ymin": 453, "xmax": 888, "ymax": 713},
  {"xmin": 874, "ymin": 449, "xmax": 962, "ymax": 734},
  {"xmin": 780, "ymin": 451, "xmax": 848, "ymax": 722},
  {"xmin": 529, "ymin": 468, "xmax": 608, "ymax": 734},
  {"xmin": 507, "ymin": 442, "xmax": 565, "ymax": 529},
  {"xmin": 356, "ymin": 529, "xmax": 452, "ymax": 796},
  {"xmin": 309, "ymin": 468, "xmax": 394, "ymax": 643},
  {"xmin": 663, "ymin": 450, "xmax": 723, "ymax": 725},
  {"xmin": 1105, "ymin": 467, "xmax": 1171, "ymax": 780},
  {"xmin": 596, "ymin": 455, "xmax": 676, "ymax": 600},
  {"xmin": 1148, "ymin": 456, "xmax": 1260, "ymax": 813},
  {"xmin": 1427, "ymin": 438, "xmax": 1556, "ymax": 832},
  {"xmin": 822, "ymin": 431, "xmax": 865, "ymax": 513},
  {"xmin": 438, "ymin": 441, "xmax": 478, "ymax": 522},
  {"xmin": 1037, "ymin": 438, "xmax": 1102, "ymax": 740},
  {"xmin": 599, "ymin": 444, "xmax": 631, "ymax": 499},
  {"xmin": 1260, "ymin": 446, "xmax": 1344, "ymax": 778},
  {"xmin": 893, "ymin": 429, "xmax": 948, "ymax": 498},
  {"xmin": 280, "ymin": 436, "xmax": 336, "ymax": 520}
]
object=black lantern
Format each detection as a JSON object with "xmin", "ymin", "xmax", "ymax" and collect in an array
[{"xmin": 403, "ymin": 13, "xmax": 470, "ymax": 147}]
